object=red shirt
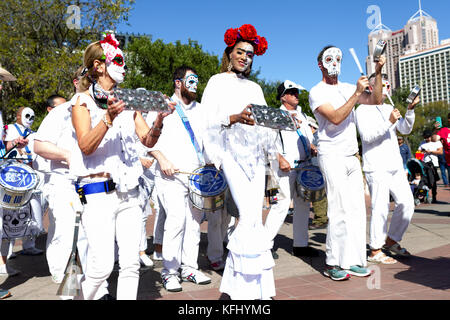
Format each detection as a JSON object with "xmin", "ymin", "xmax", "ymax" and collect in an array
[{"xmin": 437, "ymin": 127, "xmax": 450, "ymax": 166}]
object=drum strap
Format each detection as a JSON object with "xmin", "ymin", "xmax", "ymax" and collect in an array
[
  {"xmin": 173, "ymin": 100, "xmax": 206, "ymax": 166},
  {"xmin": 13, "ymin": 124, "xmax": 33, "ymax": 163}
]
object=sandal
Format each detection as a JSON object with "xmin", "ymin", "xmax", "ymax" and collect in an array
[
  {"xmin": 383, "ymin": 243, "xmax": 411, "ymax": 257},
  {"xmin": 367, "ymin": 251, "xmax": 397, "ymax": 264}
]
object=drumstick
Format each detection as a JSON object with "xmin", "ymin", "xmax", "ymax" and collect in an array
[
  {"xmin": 349, "ymin": 48, "xmax": 365, "ymax": 76},
  {"xmin": 1, "ymin": 132, "xmax": 32, "ymax": 159},
  {"xmin": 176, "ymin": 171, "xmax": 203, "ymax": 176}
]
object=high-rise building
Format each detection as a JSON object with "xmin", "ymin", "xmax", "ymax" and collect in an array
[
  {"xmin": 399, "ymin": 43, "xmax": 450, "ymax": 104},
  {"xmin": 366, "ymin": 1, "xmax": 439, "ymax": 90}
]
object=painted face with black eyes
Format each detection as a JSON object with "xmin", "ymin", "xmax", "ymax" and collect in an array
[
  {"xmin": 106, "ymin": 47, "xmax": 127, "ymax": 84},
  {"xmin": 322, "ymin": 47, "xmax": 342, "ymax": 77},
  {"xmin": 230, "ymin": 41, "xmax": 254, "ymax": 73}
]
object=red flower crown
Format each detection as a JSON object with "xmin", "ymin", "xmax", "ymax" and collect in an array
[{"xmin": 224, "ymin": 24, "xmax": 268, "ymax": 56}]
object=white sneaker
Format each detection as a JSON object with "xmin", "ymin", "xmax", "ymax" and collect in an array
[
  {"xmin": 152, "ymin": 251, "xmax": 163, "ymax": 261},
  {"xmin": 21, "ymin": 247, "xmax": 44, "ymax": 256},
  {"xmin": 181, "ymin": 269, "xmax": 211, "ymax": 285},
  {"xmin": 139, "ymin": 254, "xmax": 154, "ymax": 268},
  {"xmin": 0, "ymin": 264, "xmax": 20, "ymax": 277},
  {"xmin": 162, "ymin": 274, "xmax": 182, "ymax": 292}
]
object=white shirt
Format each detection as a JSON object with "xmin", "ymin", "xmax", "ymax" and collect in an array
[
  {"xmin": 309, "ymin": 81, "xmax": 358, "ymax": 156},
  {"xmin": 356, "ymin": 103, "xmax": 415, "ymax": 173},
  {"xmin": 5, "ymin": 123, "xmax": 37, "ymax": 163},
  {"xmin": 68, "ymin": 91, "xmax": 143, "ymax": 192},
  {"xmin": 277, "ymin": 105, "xmax": 314, "ymax": 167},
  {"xmin": 201, "ymin": 72, "xmax": 278, "ymax": 179},
  {"xmin": 146, "ymin": 94, "xmax": 206, "ymax": 178},
  {"xmin": 419, "ymin": 141, "xmax": 443, "ymax": 167}
]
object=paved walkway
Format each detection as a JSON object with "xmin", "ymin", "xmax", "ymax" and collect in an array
[{"xmin": 1, "ymin": 183, "xmax": 449, "ymax": 300}]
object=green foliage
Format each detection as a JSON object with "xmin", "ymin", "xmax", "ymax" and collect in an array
[
  {"xmin": 122, "ymin": 37, "xmax": 220, "ymax": 101},
  {"xmin": 0, "ymin": 0, "xmax": 135, "ymax": 128}
]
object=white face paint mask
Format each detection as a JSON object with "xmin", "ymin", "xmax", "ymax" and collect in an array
[
  {"xmin": 382, "ymin": 79, "xmax": 391, "ymax": 96},
  {"xmin": 184, "ymin": 74, "xmax": 199, "ymax": 93},
  {"xmin": 232, "ymin": 43, "xmax": 254, "ymax": 72},
  {"xmin": 106, "ymin": 48, "xmax": 126, "ymax": 84},
  {"xmin": 21, "ymin": 107, "xmax": 35, "ymax": 129},
  {"xmin": 322, "ymin": 47, "xmax": 342, "ymax": 77}
]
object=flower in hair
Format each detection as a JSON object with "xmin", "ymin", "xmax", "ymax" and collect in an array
[
  {"xmin": 238, "ymin": 24, "xmax": 257, "ymax": 41},
  {"xmin": 223, "ymin": 24, "xmax": 268, "ymax": 56},
  {"xmin": 100, "ymin": 33, "xmax": 121, "ymax": 64},
  {"xmin": 224, "ymin": 28, "xmax": 239, "ymax": 47},
  {"xmin": 254, "ymin": 36, "xmax": 268, "ymax": 56}
]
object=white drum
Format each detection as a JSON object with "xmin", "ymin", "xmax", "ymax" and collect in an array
[
  {"xmin": 0, "ymin": 160, "xmax": 40, "ymax": 209},
  {"xmin": 188, "ymin": 166, "xmax": 228, "ymax": 212},
  {"xmin": 295, "ymin": 165, "xmax": 326, "ymax": 202},
  {"xmin": 2, "ymin": 204, "xmax": 40, "ymax": 241}
]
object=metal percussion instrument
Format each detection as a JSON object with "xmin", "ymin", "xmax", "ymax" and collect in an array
[
  {"xmin": 406, "ymin": 86, "xmax": 421, "ymax": 104},
  {"xmin": 0, "ymin": 160, "xmax": 40, "ymax": 209},
  {"xmin": 295, "ymin": 164, "xmax": 326, "ymax": 202},
  {"xmin": 250, "ymin": 104, "xmax": 297, "ymax": 131},
  {"xmin": 373, "ymin": 40, "xmax": 387, "ymax": 62},
  {"xmin": 188, "ymin": 165, "xmax": 228, "ymax": 212},
  {"xmin": 2, "ymin": 204, "xmax": 40, "ymax": 241},
  {"xmin": 114, "ymin": 88, "xmax": 171, "ymax": 113}
]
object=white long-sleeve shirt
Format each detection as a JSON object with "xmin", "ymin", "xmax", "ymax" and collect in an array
[{"xmin": 356, "ymin": 103, "xmax": 415, "ymax": 173}]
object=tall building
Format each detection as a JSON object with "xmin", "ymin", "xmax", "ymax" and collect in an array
[
  {"xmin": 399, "ymin": 43, "xmax": 450, "ymax": 104},
  {"xmin": 366, "ymin": 1, "xmax": 439, "ymax": 90}
]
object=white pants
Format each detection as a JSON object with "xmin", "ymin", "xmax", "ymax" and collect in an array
[
  {"xmin": 219, "ymin": 153, "xmax": 275, "ymax": 300},
  {"xmin": 80, "ymin": 186, "xmax": 142, "ymax": 300},
  {"xmin": 365, "ymin": 169, "xmax": 415, "ymax": 250},
  {"xmin": 265, "ymin": 169, "xmax": 311, "ymax": 248},
  {"xmin": 318, "ymin": 154, "xmax": 367, "ymax": 269},
  {"xmin": 156, "ymin": 175, "xmax": 203, "ymax": 277},
  {"xmin": 206, "ymin": 209, "xmax": 231, "ymax": 263}
]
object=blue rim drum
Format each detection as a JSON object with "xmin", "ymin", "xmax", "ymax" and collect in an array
[
  {"xmin": 188, "ymin": 166, "xmax": 228, "ymax": 211},
  {"xmin": 295, "ymin": 165, "xmax": 326, "ymax": 202},
  {"xmin": 0, "ymin": 161, "xmax": 39, "ymax": 209},
  {"xmin": 1, "ymin": 204, "xmax": 39, "ymax": 241}
]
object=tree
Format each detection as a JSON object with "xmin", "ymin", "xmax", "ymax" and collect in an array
[
  {"xmin": 123, "ymin": 37, "xmax": 220, "ymax": 101},
  {"xmin": 0, "ymin": 0, "xmax": 135, "ymax": 129}
]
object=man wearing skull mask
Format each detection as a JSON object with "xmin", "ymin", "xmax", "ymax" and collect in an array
[
  {"xmin": 147, "ymin": 66, "xmax": 213, "ymax": 292},
  {"xmin": 356, "ymin": 73, "xmax": 420, "ymax": 264},
  {"xmin": 3, "ymin": 107, "xmax": 44, "ymax": 258},
  {"xmin": 308, "ymin": 45, "xmax": 386, "ymax": 281}
]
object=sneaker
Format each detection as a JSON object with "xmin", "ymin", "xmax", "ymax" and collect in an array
[
  {"xmin": 323, "ymin": 266, "xmax": 351, "ymax": 281},
  {"xmin": 0, "ymin": 264, "xmax": 20, "ymax": 277},
  {"xmin": 181, "ymin": 269, "xmax": 211, "ymax": 285},
  {"xmin": 271, "ymin": 249, "xmax": 279, "ymax": 260},
  {"xmin": 162, "ymin": 274, "xmax": 182, "ymax": 292},
  {"xmin": 345, "ymin": 265, "xmax": 372, "ymax": 277},
  {"xmin": 21, "ymin": 247, "xmax": 44, "ymax": 256},
  {"xmin": 0, "ymin": 288, "xmax": 12, "ymax": 300},
  {"xmin": 152, "ymin": 251, "xmax": 163, "ymax": 261},
  {"xmin": 210, "ymin": 260, "xmax": 225, "ymax": 271},
  {"xmin": 139, "ymin": 254, "xmax": 154, "ymax": 268}
]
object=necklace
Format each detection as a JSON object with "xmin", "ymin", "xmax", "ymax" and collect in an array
[{"xmin": 90, "ymin": 82, "xmax": 113, "ymax": 109}]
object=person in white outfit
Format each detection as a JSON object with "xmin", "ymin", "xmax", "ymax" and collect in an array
[
  {"xmin": 201, "ymin": 24, "xmax": 277, "ymax": 300},
  {"xmin": 419, "ymin": 130, "xmax": 443, "ymax": 203},
  {"xmin": 70, "ymin": 33, "xmax": 174, "ymax": 300},
  {"xmin": 264, "ymin": 80, "xmax": 320, "ymax": 258},
  {"xmin": 148, "ymin": 66, "xmax": 212, "ymax": 292},
  {"xmin": 308, "ymin": 45, "xmax": 386, "ymax": 281},
  {"xmin": 356, "ymin": 73, "xmax": 420, "ymax": 264}
]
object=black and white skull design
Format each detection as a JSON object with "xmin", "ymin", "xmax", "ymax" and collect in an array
[{"xmin": 2, "ymin": 206, "xmax": 32, "ymax": 239}]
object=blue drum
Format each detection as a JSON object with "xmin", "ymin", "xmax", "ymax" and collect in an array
[
  {"xmin": 0, "ymin": 160, "xmax": 40, "ymax": 209},
  {"xmin": 188, "ymin": 166, "xmax": 228, "ymax": 212},
  {"xmin": 295, "ymin": 165, "xmax": 326, "ymax": 202}
]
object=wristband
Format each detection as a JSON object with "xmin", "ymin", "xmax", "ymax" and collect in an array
[{"xmin": 102, "ymin": 114, "xmax": 113, "ymax": 128}]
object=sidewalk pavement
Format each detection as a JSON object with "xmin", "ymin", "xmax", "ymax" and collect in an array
[{"xmin": 1, "ymin": 184, "xmax": 449, "ymax": 300}]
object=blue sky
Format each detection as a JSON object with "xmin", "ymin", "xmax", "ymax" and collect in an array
[{"xmin": 117, "ymin": 0, "xmax": 450, "ymax": 91}]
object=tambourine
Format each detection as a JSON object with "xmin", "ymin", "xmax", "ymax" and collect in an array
[{"xmin": 373, "ymin": 40, "xmax": 387, "ymax": 62}]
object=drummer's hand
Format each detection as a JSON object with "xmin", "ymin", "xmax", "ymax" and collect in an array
[
  {"xmin": 375, "ymin": 55, "xmax": 386, "ymax": 73},
  {"xmin": 14, "ymin": 137, "xmax": 28, "ymax": 149},
  {"xmin": 278, "ymin": 155, "xmax": 291, "ymax": 172},
  {"xmin": 63, "ymin": 150, "xmax": 71, "ymax": 167},
  {"xmin": 310, "ymin": 144, "xmax": 318, "ymax": 157},
  {"xmin": 140, "ymin": 157, "xmax": 154, "ymax": 169},
  {"xmin": 231, "ymin": 105, "xmax": 255, "ymax": 126},
  {"xmin": 107, "ymin": 96, "xmax": 125, "ymax": 122},
  {"xmin": 159, "ymin": 158, "xmax": 178, "ymax": 176},
  {"xmin": 155, "ymin": 101, "xmax": 176, "ymax": 123}
]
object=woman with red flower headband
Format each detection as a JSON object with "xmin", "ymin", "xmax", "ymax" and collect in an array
[
  {"xmin": 201, "ymin": 24, "xmax": 276, "ymax": 300},
  {"xmin": 70, "ymin": 33, "xmax": 175, "ymax": 300}
]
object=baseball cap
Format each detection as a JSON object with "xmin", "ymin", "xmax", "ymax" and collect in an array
[{"xmin": 277, "ymin": 80, "xmax": 305, "ymax": 101}]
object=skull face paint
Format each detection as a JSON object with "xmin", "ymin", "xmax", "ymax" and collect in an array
[
  {"xmin": 106, "ymin": 48, "xmax": 126, "ymax": 84},
  {"xmin": 382, "ymin": 79, "xmax": 391, "ymax": 96},
  {"xmin": 322, "ymin": 47, "xmax": 342, "ymax": 77},
  {"xmin": 184, "ymin": 74, "xmax": 199, "ymax": 93},
  {"xmin": 21, "ymin": 107, "xmax": 35, "ymax": 129},
  {"xmin": 231, "ymin": 42, "xmax": 254, "ymax": 73}
]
